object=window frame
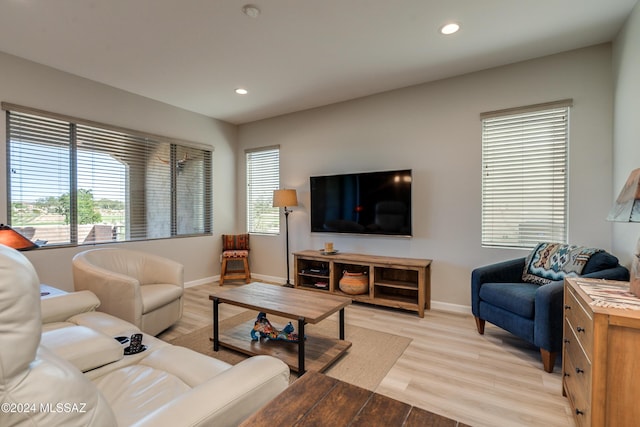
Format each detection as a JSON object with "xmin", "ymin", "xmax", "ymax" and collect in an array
[
  {"xmin": 4, "ymin": 103, "xmax": 213, "ymax": 248},
  {"xmin": 480, "ymin": 99, "xmax": 572, "ymax": 249},
  {"xmin": 246, "ymin": 146, "xmax": 280, "ymax": 235}
]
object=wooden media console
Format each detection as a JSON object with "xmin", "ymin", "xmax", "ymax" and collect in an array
[{"xmin": 293, "ymin": 250, "xmax": 431, "ymax": 317}]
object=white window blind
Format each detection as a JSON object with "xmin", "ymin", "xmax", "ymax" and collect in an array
[
  {"xmin": 246, "ymin": 147, "xmax": 280, "ymax": 234},
  {"xmin": 5, "ymin": 104, "xmax": 212, "ymax": 246},
  {"xmin": 481, "ymin": 100, "xmax": 571, "ymax": 249}
]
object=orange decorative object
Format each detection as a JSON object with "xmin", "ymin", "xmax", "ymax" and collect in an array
[
  {"xmin": 339, "ymin": 271, "xmax": 368, "ymax": 295},
  {"xmin": 0, "ymin": 224, "xmax": 37, "ymax": 251}
]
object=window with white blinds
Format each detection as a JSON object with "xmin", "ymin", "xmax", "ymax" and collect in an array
[
  {"xmin": 246, "ymin": 146, "xmax": 280, "ymax": 234},
  {"xmin": 481, "ymin": 100, "xmax": 571, "ymax": 249},
  {"xmin": 5, "ymin": 104, "xmax": 212, "ymax": 247}
]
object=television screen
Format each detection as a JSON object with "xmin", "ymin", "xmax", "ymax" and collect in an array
[{"xmin": 310, "ymin": 169, "xmax": 412, "ymax": 236}]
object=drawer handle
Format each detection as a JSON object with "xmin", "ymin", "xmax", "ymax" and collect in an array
[
  {"xmin": 576, "ymin": 326, "xmax": 585, "ymax": 333},
  {"xmin": 575, "ymin": 367, "xmax": 584, "ymax": 374},
  {"xmin": 563, "ymin": 371, "xmax": 570, "ymax": 377},
  {"xmin": 564, "ymin": 304, "xmax": 571, "ymax": 310},
  {"xmin": 576, "ymin": 409, "xmax": 585, "ymax": 416},
  {"xmin": 563, "ymin": 338, "xmax": 570, "ymax": 344}
]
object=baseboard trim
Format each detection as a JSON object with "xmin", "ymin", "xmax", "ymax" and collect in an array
[
  {"xmin": 185, "ymin": 273, "xmax": 286, "ymax": 288},
  {"xmin": 250, "ymin": 273, "xmax": 288, "ymax": 285},
  {"xmin": 186, "ymin": 275, "xmax": 472, "ymax": 314},
  {"xmin": 185, "ymin": 276, "xmax": 216, "ymax": 288},
  {"xmin": 431, "ymin": 301, "xmax": 471, "ymax": 314}
]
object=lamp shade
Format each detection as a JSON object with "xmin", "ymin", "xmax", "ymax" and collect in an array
[
  {"xmin": 607, "ymin": 168, "xmax": 640, "ymax": 222},
  {"xmin": 0, "ymin": 224, "xmax": 38, "ymax": 251},
  {"xmin": 273, "ymin": 189, "xmax": 298, "ymax": 208}
]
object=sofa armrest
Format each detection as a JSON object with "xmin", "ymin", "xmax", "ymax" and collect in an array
[
  {"xmin": 72, "ymin": 258, "xmax": 143, "ymax": 327},
  {"xmin": 131, "ymin": 355, "xmax": 289, "ymax": 427},
  {"xmin": 533, "ymin": 280, "xmax": 565, "ymax": 352},
  {"xmin": 41, "ymin": 325, "xmax": 124, "ymax": 372},
  {"xmin": 40, "ymin": 290, "xmax": 101, "ymax": 324},
  {"xmin": 471, "ymin": 258, "xmax": 526, "ymax": 315},
  {"xmin": 68, "ymin": 311, "xmax": 141, "ymax": 338}
]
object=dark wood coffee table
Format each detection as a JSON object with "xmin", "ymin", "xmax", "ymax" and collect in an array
[
  {"xmin": 209, "ymin": 282, "xmax": 352, "ymax": 374},
  {"xmin": 240, "ymin": 371, "xmax": 470, "ymax": 426}
]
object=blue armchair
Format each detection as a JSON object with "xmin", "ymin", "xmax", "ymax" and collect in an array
[{"xmin": 471, "ymin": 245, "xmax": 629, "ymax": 372}]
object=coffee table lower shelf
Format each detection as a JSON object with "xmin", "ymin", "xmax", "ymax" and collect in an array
[{"xmin": 217, "ymin": 319, "xmax": 352, "ymax": 373}]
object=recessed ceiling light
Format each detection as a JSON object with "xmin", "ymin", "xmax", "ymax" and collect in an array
[
  {"xmin": 440, "ymin": 22, "xmax": 460, "ymax": 35},
  {"xmin": 235, "ymin": 88, "xmax": 248, "ymax": 95},
  {"xmin": 242, "ymin": 5, "xmax": 260, "ymax": 18}
]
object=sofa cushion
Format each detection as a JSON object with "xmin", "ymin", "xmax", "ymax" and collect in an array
[
  {"xmin": 94, "ymin": 365, "xmax": 190, "ymax": 427},
  {"xmin": 582, "ymin": 251, "xmax": 620, "ymax": 275},
  {"xmin": 141, "ymin": 284, "xmax": 184, "ymax": 313},
  {"xmin": 479, "ymin": 282, "xmax": 539, "ymax": 319},
  {"xmin": 138, "ymin": 345, "xmax": 232, "ymax": 387},
  {"xmin": 522, "ymin": 242, "xmax": 604, "ymax": 285},
  {"xmin": 42, "ymin": 321, "xmax": 78, "ymax": 332}
]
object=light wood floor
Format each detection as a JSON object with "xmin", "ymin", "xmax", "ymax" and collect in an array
[{"xmin": 158, "ymin": 282, "xmax": 575, "ymax": 427}]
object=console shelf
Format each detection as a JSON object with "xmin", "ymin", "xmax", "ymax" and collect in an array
[
  {"xmin": 293, "ymin": 250, "xmax": 431, "ymax": 317},
  {"xmin": 375, "ymin": 279, "xmax": 417, "ymax": 290}
]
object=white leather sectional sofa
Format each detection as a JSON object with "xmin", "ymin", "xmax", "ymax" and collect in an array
[{"xmin": 0, "ymin": 245, "xmax": 289, "ymax": 426}]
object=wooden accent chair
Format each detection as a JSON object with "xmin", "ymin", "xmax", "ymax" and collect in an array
[{"xmin": 220, "ymin": 234, "xmax": 251, "ymax": 285}]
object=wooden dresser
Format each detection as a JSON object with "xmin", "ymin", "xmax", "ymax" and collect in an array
[{"xmin": 563, "ymin": 278, "xmax": 640, "ymax": 427}]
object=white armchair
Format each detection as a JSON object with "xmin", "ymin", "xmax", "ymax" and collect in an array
[{"xmin": 72, "ymin": 248, "xmax": 184, "ymax": 336}]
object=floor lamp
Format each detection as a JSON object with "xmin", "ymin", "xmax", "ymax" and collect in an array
[{"xmin": 273, "ymin": 189, "xmax": 298, "ymax": 287}]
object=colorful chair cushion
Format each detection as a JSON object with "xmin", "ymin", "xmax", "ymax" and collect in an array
[{"xmin": 222, "ymin": 250, "xmax": 249, "ymax": 258}]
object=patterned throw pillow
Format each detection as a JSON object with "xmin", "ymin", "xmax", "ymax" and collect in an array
[
  {"xmin": 222, "ymin": 234, "xmax": 250, "ymax": 251},
  {"xmin": 522, "ymin": 242, "xmax": 602, "ymax": 285}
]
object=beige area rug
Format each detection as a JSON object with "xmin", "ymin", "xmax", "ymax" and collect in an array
[{"xmin": 168, "ymin": 310, "xmax": 411, "ymax": 391}]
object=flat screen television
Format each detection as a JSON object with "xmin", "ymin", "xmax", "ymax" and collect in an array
[{"xmin": 310, "ymin": 169, "xmax": 412, "ymax": 236}]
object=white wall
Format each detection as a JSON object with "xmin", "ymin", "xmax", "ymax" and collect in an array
[
  {"xmin": 239, "ymin": 44, "xmax": 616, "ymax": 308},
  {"xmin": 0, "ymin": 38, "xmax": 627, "ymax": 308},
  {"xmin": 612, "ymin": 2, "xmax": 640, "ymax": 267},
  {"xmin": 0, "ymin": 51, "xmax": 237, "ymax": 291}
]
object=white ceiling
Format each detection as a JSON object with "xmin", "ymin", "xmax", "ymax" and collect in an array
[{"xmin": 0, "ymin": 0, "xmax": 637, "ymax": 124}]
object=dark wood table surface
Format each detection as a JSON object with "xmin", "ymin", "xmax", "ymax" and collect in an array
[{"xmin": 240, "ymin": 370, "xmax": 471, "ymax": 427}]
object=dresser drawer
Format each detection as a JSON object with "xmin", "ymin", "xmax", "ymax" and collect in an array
[
  {"xmin": 564, "ymin": 317, "xmax": 592, "ymax": 398},
  {"xmin": 563, "ymin": 349, "xmax": 591, "ymax": 427},
  {"xmin": 564, "ymin": 285, "xmax": 593, "ymax": 359}
]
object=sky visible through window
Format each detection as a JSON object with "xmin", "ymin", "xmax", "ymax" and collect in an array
[{"xmin": 10, "ymin": 141, "xmax": 125, "ymax": 203}]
